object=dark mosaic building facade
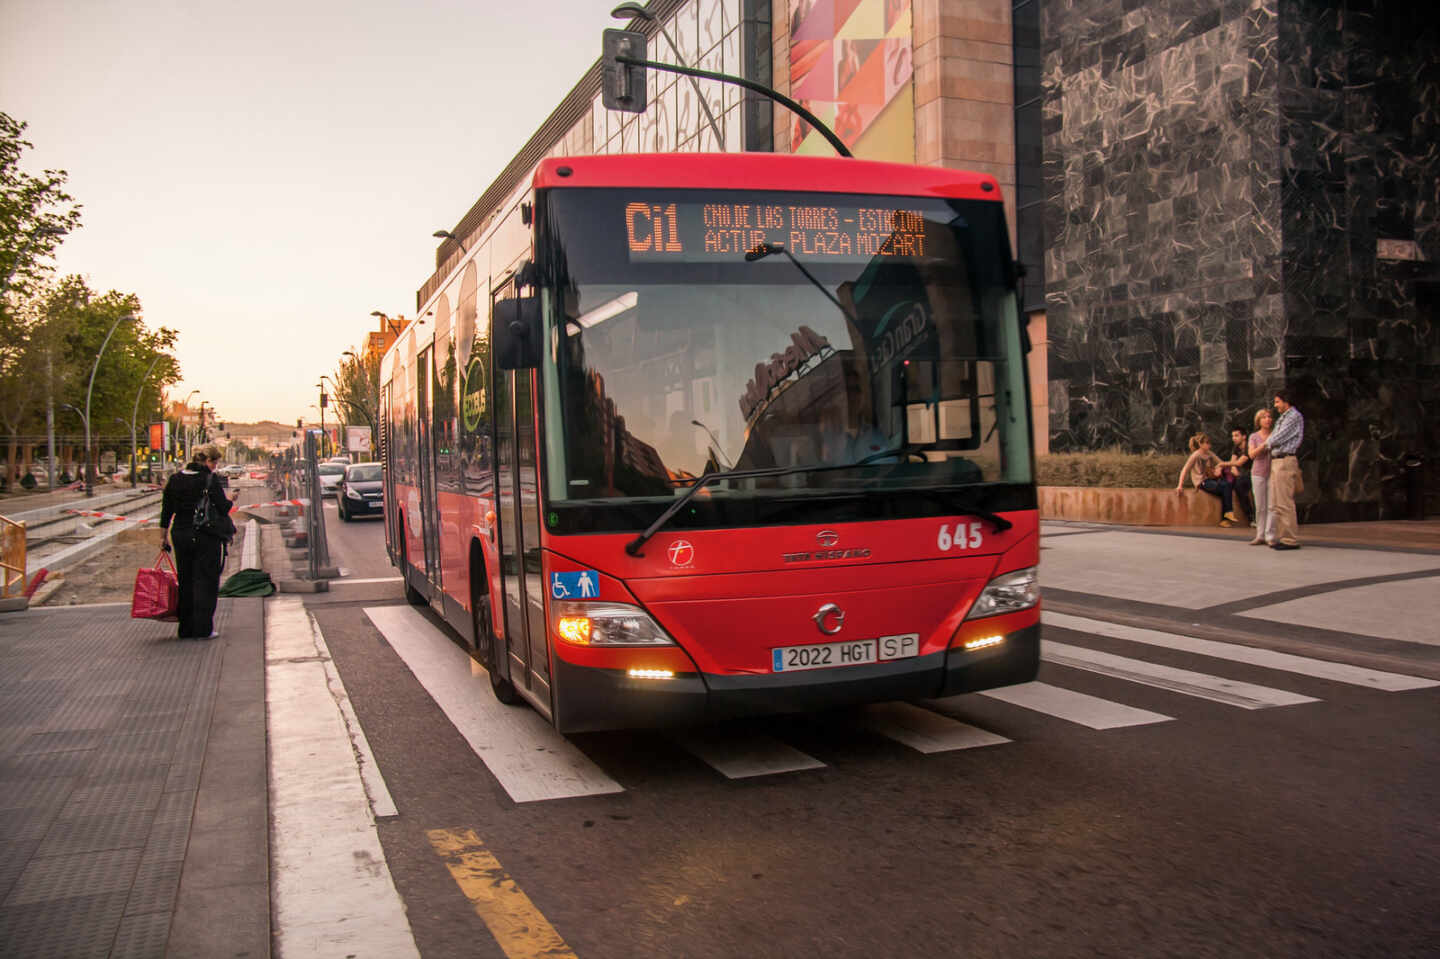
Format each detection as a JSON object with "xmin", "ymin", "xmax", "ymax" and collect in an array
[{"xmin": 1039, "ymin": 0, "xmax": 1439, "ymax": 520}]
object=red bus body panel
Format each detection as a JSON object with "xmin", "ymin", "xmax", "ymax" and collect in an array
[
  {"xmin": 547, "ymin": 512, "xmax": 1038, "ymax": 676},
  {"xmin": 533, "ymin": 154, "xmax": 1006, "ymax": 204}
]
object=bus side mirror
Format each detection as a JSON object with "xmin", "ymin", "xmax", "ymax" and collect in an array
[{"xmin": 494, "ymin": 296, "xmax": 541, "ymax": 370}]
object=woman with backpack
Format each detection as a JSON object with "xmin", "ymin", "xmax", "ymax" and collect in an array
[{"xmin": 160, "ymin": 443, "xmax": 234, "ymax": 639}]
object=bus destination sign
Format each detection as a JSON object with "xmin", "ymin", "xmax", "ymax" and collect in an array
[{"xmin": 624, "ymin": 200, "xmax": 929, "ymax": 264}]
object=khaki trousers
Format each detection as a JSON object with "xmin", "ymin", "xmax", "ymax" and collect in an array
[{"xmin": 1269, "ymin": 455, "xmax": 1300, "ymax": 546}]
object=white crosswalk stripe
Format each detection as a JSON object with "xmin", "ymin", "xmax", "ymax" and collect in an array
[
  {"xmin": 670, "ymin": 730, "xmax": 825, "ymax": 778},
  {"xmin": 1043, "ymin": 641, "xmax": 1318, "ymax": 709},
  {"xmin": 363, "ymin": 606, "xmax": 621, "ymax": 803},
  {"xmin": 856, "ymin": 701, "xmax": 1012, "ymax": 752},
  {"xmin": 967, "ymin": 681, "xmax": 1173, "ymax": 729},
  {"xmin": 354, "ymin": 604, "xmax": 1436, "ymax": 801},
  {"xmin": 1044, "ymin": 612, "xmax": 1439, "ymax": 692}
]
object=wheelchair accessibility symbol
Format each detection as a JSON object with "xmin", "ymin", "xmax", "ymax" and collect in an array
[{"xmin": 551, "ymin": 570, "xmax": 598, "ymax": 599}]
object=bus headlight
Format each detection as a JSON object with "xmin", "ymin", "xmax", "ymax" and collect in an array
[
  {"xmin": 965, "ymin": 567, "xmax": 1039, "ymax": 619},
  {"xmin": 552, "ymin": 601, "xmax": 676, "ymax": 647}
]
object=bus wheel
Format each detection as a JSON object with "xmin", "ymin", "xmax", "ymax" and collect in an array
[
  {"xmin": 473, "ymin": 573, "xmax": 520, "ymax": 705},
  {"xmin": 400, "ymin": 527, "xmax": 426, "ymax": 606}
]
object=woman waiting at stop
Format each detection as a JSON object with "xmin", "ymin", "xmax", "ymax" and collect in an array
[
  {"xmin": 1176, "ymin": 432, "xmax": 1239, "ymax": 527},
  {"xmin": 1247, "ymin": 408, "xmax": 1275, "ymax": 545},
  {"xmin": 160, "ymin": 443, "xmax": 233, "ymax": 639}
]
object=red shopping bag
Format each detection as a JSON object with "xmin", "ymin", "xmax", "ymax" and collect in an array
[{"xmin": 131, "ymin": 551, "xmax": 179, "ymax": 621}]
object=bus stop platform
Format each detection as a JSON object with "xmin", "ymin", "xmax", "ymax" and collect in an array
[{"xmin": 0, "ymin": 597, "xmax": 268, "ymax": 959}]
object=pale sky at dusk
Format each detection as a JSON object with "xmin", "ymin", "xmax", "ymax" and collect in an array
[{"xmin": 2, "ymin": 0, "xmax": 622, "ymax": 424}]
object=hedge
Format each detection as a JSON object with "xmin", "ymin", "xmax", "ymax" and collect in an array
[{"xmin": 1037, "ymin": 448, "xmax": 1191, "ymax": 489}]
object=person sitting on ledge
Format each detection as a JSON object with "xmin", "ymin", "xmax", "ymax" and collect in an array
[{"xmin": 1175, "ymin": 432, "xmax": 1239, "ymax": 528}]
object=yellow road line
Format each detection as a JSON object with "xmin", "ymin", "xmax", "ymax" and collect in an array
[{"xmin": 426, "ymin": 827, "xmax": 579, "ymax": 959}]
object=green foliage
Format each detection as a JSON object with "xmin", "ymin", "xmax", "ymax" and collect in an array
[
  {"xmin": 1037, "ymin": 447, "xmax": 1190, "ymax": 488},
  {"xmin": 332, "ymin": 346, "xmax": 380, "ymax": 434},
  {"xmin": 1, "ymin": 112, "xmax": 83, "ymax": 300}
]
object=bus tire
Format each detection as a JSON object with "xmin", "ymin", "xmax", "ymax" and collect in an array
[
  {"xmin": 400, "ymin": 525, "xmax": 426, "ymax": 606},
  {"xmin": 472, "ymin": 561, "xmax": 520, "ymax": 705}
]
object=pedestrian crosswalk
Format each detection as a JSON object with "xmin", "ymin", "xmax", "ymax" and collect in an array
[{"xmin": 361, "ymin": 606, "xmax": 1438, "ymax": 804}]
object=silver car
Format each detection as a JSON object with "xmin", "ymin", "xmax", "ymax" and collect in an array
[{"xmin": 317, "ymin": 462, "xmax": 345, "ymax": 497}]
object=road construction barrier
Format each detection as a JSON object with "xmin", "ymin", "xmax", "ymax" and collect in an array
[
  {"xmin": 1, "ymin": 514, "xmax": 25, "ymax": 599},
  {"xmin": 238, "ymin": 498, "xmax": 310, "ymax": 511}
]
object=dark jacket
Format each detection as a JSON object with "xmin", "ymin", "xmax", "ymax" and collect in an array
[{"xmin": 161, "ymin": 463, "xmax": 233, "ymax": 532}]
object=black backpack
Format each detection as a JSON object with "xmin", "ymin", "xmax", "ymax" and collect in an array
[{"xmin": 193, "ymin": 475, "xmax": 237, "ymax": 541}]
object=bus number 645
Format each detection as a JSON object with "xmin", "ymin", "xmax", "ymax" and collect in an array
[{"xmin": 937, "ymin": 522, "xmax": 983, "ymax": 551}]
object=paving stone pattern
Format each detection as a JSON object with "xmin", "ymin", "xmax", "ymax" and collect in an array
[{"xmin": 0, "ymin": 603, "xmax": 231, "ymax": 958}]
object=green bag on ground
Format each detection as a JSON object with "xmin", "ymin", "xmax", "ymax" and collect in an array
[{"xmin": 219, "ymin": 568, "xmax": 276, "ymax": 597}]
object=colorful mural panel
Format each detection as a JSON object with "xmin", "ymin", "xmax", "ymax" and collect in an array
[{"xmin": 788, "ymin": 0, "xmax": 913, "ymax": 160}]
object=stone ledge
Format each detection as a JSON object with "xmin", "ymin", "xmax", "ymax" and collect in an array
[{"xmin": 1040, "ymin": 486, "xmax": 1226, "ymax": 527}]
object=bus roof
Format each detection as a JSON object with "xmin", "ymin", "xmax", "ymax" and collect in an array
[{"xmin": 533, "ymin": 154, "xmax": 1005, "ymax": 203}]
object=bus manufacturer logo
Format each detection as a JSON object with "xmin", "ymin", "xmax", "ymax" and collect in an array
[
  {"xmin": 813, "ymin": 603, "xmax": 845, "ymax": 635},
  {"xmin": 667, "ymin": 540, "xmax": 694, "ymax": 567},
  {"xmin": 816, "ymin": 529, "xmax": 840, "ymax": 547}
]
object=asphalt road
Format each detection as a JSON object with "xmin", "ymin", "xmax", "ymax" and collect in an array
[{"xmin": 299, "ymin": 517, "xmax": 1440, "ymax": 958}]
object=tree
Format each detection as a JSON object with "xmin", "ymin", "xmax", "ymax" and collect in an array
[
  {"xmin": 332, "ymin": 346, "xmax": 380, "ymax": 442},
  {"xmin": 0, "ymin": 276, "xmax": 179, "ymax": 486},
  {"xmin": 1, "ymin": 112, "xmax": 83, "ymax": 302}
]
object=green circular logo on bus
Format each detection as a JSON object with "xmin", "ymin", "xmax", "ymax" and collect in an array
[{"xmin": 462, "ymin": 357, "xmax": 487, "ymax": 432}]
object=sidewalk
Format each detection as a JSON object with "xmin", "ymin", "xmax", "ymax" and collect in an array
[
  {"xmin": 0, "ymin": 595, "xmax": 268, "ymax": 957},
  {"xmin": 1047, "ymin": 516, "xmax": 1440, "ymax": 553},
  {"xmin": 0, "ymin": 514, "xmax": 1433, "ymax": 957}
]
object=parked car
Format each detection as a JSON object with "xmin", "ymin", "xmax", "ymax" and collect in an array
[
  {"xmin": 316, "ymin": 462, "xmax": 346, "ymax": 497},
  {"xmin": 337, "ymin": 462, "xmax": 383, "ymax": 520}
]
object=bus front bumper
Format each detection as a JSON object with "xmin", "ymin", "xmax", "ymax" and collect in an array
[{"xmin": 551, "ymin": 623, "xmax": 1040, "ymax": 734}]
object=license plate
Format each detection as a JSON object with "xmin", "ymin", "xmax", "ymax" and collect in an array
[{"xmin": 771, "ymin": 633, "xmax": 920, "ymax": 673}]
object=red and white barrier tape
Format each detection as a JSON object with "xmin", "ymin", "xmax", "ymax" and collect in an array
[{"xmin": 63, "ymin": 508, "xmax": 155, "ymax": 526}]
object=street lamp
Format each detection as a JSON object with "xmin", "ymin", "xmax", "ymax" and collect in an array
[
  {"xmin": 0, "ymin": 225, "xmax": 68, "ymax": 298},
  {"xmin": 179, "ymin": 391, "xmax": 200, "ymax": 464},
  {"xmin": 610, "ymin": 2, "xmax": 725, "ymax": 147},
  {"xmin": 84, "ymin": 314, "xmax": 138, "ymax": 496},
  {"xmin": 371, "ymin": 309, "xmax": 404, "ymax": 338},
  {"xmin": 433, "ymin": 229, "xmax": 467, "ymax": 254},
  {"xmin": 8, "ymin": 225, "xmax": 72, "ymax": 490},
  {"xmin": 127, "ymin": 356, "xmax": 162, "ymax": 487},
  {"xmin": 59, "ymin": 403, "xmax": 88, "ymax": 485}
]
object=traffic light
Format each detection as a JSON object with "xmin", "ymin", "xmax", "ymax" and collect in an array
[{"xmin": 602, "ymin": 29, "xmax": 647, "ymax": 113}]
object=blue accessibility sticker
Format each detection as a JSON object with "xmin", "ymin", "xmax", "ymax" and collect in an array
[{"xmin": 551, "ymin": 570, "xmax": 599, "ymax": 600}]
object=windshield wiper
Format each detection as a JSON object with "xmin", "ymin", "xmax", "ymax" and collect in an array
[
  {"xmin": 910, "ymin": 488, "xmax": 1013, "ymax": 533},
  {"xmin": 625, "ymin": 452, "xmax": 1012, "ymax": 555},
  {"xmin": 625, "ymin": 462, "xmax": 816, "ymax": 556}
]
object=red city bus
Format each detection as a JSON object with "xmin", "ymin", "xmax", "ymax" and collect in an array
[{"xmin": 382, "ymin": 152, "xmax": 1040, "ymax": 733}]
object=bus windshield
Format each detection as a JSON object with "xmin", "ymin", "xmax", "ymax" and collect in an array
[{"xmin": 539, "ymin": 188, "xmax": 1032, "ymax": 525}]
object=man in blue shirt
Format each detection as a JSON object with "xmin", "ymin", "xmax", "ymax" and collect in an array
[{"xmin": 1256, "ymin": 390, "xmax": 1304, "ymax": 549}]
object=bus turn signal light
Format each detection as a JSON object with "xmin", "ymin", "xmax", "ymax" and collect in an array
[{"xmin": 557, "ymin": 616, "xmax": 592, "ymax": 645}]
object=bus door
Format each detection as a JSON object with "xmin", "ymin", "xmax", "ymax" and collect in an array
[
  {"xmin": 493, "ymin": 287, "xmax": 551, "ymax": 706},
  {"xmin": 382, "ymin": 381, "xmax": 399, "ymax": 562},
  {"xmin": 415, "ymin": 347, "xmax": 442, "ymax": 586}
]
